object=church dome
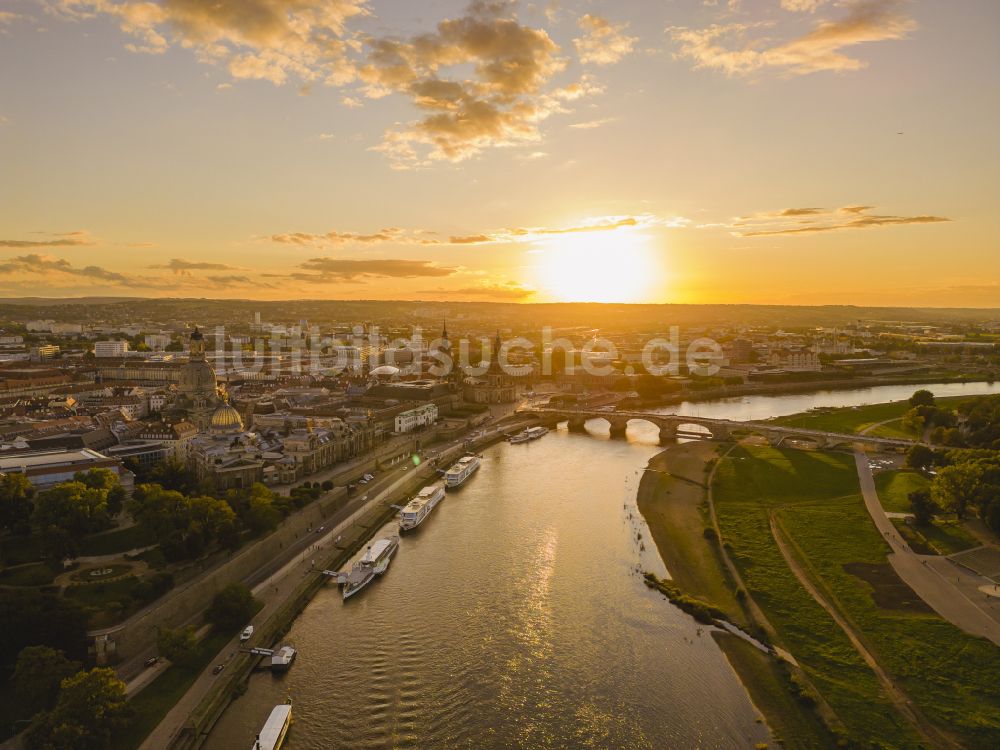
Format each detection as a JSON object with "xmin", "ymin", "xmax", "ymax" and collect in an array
[
  {"xmin": 178, "ymin": 359, "xmax": 217, "ymax": 395},
  {"xmin": 210, "ymin": 403, "xmax": 244, "ymax": 433}
]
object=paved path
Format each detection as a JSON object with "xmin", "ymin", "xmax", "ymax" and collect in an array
[
  {"xmin": 854, "ymin": 451, "xmax": 1000, "ymax": 647},
  {"xmin": 769, "ymin": 514, "xmax": 959, "ymax": 750}
]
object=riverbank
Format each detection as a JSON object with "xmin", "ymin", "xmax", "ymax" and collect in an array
[
  {"xmin": 165, "ymin": 417, "xmax": 533, "ymax": 750},
  {"xmin": 636, "ymin": 443, "xmax": 838, "ymax": 748},
  {"xmin": 634, "ymin": 372, "xmax": 993, "ymax": 412}
]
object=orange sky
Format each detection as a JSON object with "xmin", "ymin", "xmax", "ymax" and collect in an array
[{"xmin": 0, "ymin": 0, "xmax": 997, "ymax": 305}]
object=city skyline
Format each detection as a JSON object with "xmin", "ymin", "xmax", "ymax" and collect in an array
[{"xmin": 1, "ymin": 0, "xmax": 998, "ymax": 305}]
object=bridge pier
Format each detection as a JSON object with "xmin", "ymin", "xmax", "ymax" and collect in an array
[
  {"xmin": 567, "ymin": 416, "xmax": 588, "ymax": 433},
  {"xmin": 608, "ymin": 417, "xmax": 629, "ymax": 439},
  {"xmin": 658, "ymin": 422, "xmax": 678, "ymax": 445},
  {"xmin": 710, "ymin": 425, "xmax": 731, "ymax": 442}
]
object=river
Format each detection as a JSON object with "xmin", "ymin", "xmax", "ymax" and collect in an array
[{"xmin": 204, "ymin": 381, "xmax": 1000, "ymax": 750}]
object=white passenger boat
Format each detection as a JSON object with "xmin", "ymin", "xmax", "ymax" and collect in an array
[
  {"xmin": 252, "ymin": 702, "xmax": 292, "ymax": 750},
  {"xmin": 444, "ymin": 455, "xmax": 480, "ymax": 489},
  {"xmin": 269, "ymin": 645, "xmax": 297, "ymax": 673},
  {"xmin": 340, "ymin": 535, "xmax": 400, "ymax": 599},
  {"xmin": 508, "ymin": 426, "xmax": 549, "ymax": 444},
  {"xmin": 399, "ymin": 484, "xmax": 445, "ymax": 531}
]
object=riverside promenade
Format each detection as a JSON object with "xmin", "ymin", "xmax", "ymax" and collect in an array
[{"xmin": 140, "ymin": 418, "xmax": 528, "ymax": 750}]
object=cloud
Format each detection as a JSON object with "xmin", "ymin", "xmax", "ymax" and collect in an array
[
  {"xmin": 573, "ymin": 14, "xmax": 636, "ymax": 66},
  {"xmin": 294, "ymin": 257, "xmax": 457, "ymax": 281},
  {"xmin": 50, "ymin": 0, "xmax": 608, "ymax": 166},
  {"xmin": 0, "ymin": 115, "xmax": 8, "ymax": 125},
  {"xmin": 49, "ymin": 0, "xmax": 366, "ymax": 84},
  {"xmin": 361, "ymin": 2, "xmax": 600, "ymax": 166},
  {"xmin": 149, "ymin": 258, "xmax": 243, "ymax": 275},
  {"xmin": 0, "ymin": 253, "xmax": 130, "ymax": 283},
  {"xmin": 420, "ymin": 281, "xmax": 536, "ymax": 300},
  {"xmin": 569, "ymin": 117, "xmax": 616, "ymax": 130},
  {"xmin": 733, "ymin": 205, "xmax": 950, "ymax": 237},
  {"xmin": 670, "ymin": 0, "xmax": 916, "ymax": 76},
  {"xmin": 781, "ymin": 0, "xmax": 827, "ymax": 11},
  {"xmin": 0, "ymin": 230, "xmax": 95, "ymax": 248},
  {"xmin": 447, "ymin": 214, "xmax": 685, "ymax": 245},
  {"xmin": 269, "ymin": 227, "xmax": 412, "ymax": 246}
]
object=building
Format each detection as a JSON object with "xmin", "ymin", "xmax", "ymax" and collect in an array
[
  {"xmin": 0, "ymin": 448, "xmax": 134, "ymax": 493},
  {"xmin": 139, "ymin": 420, "xmax": 198, "ymax": 461},
  {"xmin": 95, "ymin": 340, "xmax": 129, "ymax": 358},
  {"xmin": 144, "ymin": 334, "xmax": 172, "ymax": 351},
  {"xmin": 767, "ymin": 348, "xmax": 821, "ymax": 372},
  {"xmin": 171, "ymin": 328, "xmax": 222, "ymax": 430},
  {"xmin": 394, "ymin": 403, "xmax": 438, "ymax": 433},
  {"xmin": 464, "ymin": 332, "xmax": 519, "ymax": 404},
  {"xmin": 30, "ymin": 344, "xmax": 60, "ymax": 362},
  {"xmin": 187, "ymin": 403, "xmax": 266, "ymax": 491}
]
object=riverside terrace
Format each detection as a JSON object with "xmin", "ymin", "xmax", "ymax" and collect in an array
[{"xmin": 520, "ymin": 407, "xmax": 927, "ymax": 451}]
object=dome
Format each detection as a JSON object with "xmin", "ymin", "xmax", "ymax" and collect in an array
[
  {"xmin": 370, "ymin": 365, "xmax": 401, "ymax": 377},
  {"xmin": 178, "ymin": 359, "xmax": 217, "ymax": 395},
  {"xmin": 210, "ymin": 403, "xmax": 244, "ymax": 433}
]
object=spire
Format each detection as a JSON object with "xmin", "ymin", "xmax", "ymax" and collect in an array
[{"xmin": 442, "ymin": 318, "xmax": 449, "ymax": 341}]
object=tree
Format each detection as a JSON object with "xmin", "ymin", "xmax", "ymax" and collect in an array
[
  {"xmin": 156, "ymin": 626, "xmax": 198, "ymax": 666},
  {"xmin": 0, "ymin": 472, "xmax": 35, "ymax": 534},
  {"xmin": 908, "ymin": 490, "xmax": 938, "ymax": 527},
  {"xmin": 0, "ymin": 591, "xmax": 89, "ymax": 672},
  {"xmin": 24, "ymin": 668, "xmax": 130, "ymax": 750},
  {"xmin": 245, "ymin": 484, "xmax": 281, "ymax": 535},
  {"xmin": 909, "ymin": 389, "xmax": 936, "ymax": 408},
  {"xmin": 11, "ymin": 646, "xmax": 82, "ymax": 719},
  {"xmin": 205, "ymin": 584, "xmax": 258, "ymax": 632},
  {"xmin": 901, "ymin": 407, "xmax": 926, "ymax": 436},
  {"xmin": 32, "ymin": 481, "xmax": 112, "ymax": 539},
  {"xmin": 905, "ymin": 445, "xmax": 936, "ymax": 471},
  {"xmin": 145, "ymin": 458, "xmax": 199, "ymax": 495},
  {"xmin": 73, "ymin": 469, "xmax": 126, "ymax": 517},
  {"xmin": 932, "ymin": 463, "xmax": 984, "ymax": 520}
]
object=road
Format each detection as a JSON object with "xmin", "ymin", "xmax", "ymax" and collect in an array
[
  {"xmin": 854, "ymin": 451, "xmax": 1000, "ymax": 647},
  {"xmin": 138, "ymin": 418, "xmax": 526, "ymax": 750}
]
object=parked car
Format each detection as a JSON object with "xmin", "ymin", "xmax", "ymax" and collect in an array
[
  {"xmin": 212, "ymin": 664, "xmax": 225, "ymax": 675},
  {"xmin": 240, "ymin": 625, "xmax": 254, "ymax": 643},
  {"xmin": 144, "ymin": 657, "xmax": 158, "ymax": 668}
]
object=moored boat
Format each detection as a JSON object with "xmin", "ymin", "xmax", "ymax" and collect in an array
[
  {"xmin": 508, "ymin": 426, "xmax": 549, "ymax": 444},
  {"xmin": 342, "ymin": 535, "xmax": 400, "ymax": 599},
  {"xmin": 252, "ymin": 702, "xmax": 292, "ymax": 750},
  {"xmin": 269, "ymin": 645, "xmax": 297, "ymax": 673},
  {"xmin": 399, "ymin": 484, "xmax": 445, "ymax": 531},
  {"xmin": 444, "ymin": 455, "xmax": 480, "ymax": 489}
]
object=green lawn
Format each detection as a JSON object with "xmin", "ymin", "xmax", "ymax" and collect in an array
[
  {"xmin": 715, "ymin": 446, "xmax": 1000, "ymax": 748},
  {"xmin": 79, "ymin": 525, "xmax": 155, "ymax": 557},
  {"xmin": 0, "ymin": 562, "xmax": 55, "ymax": 587},
  {"xmin": 874, "ymin": 470, "xmax": 930, "ymax": 513},
  {"xmin": 117, "ymin": 629, "xmax": 235, "ymax": 750},
  {"xmin": 772, "ymin": 401, "xmax": 917, "ymax": 436},
  {"xmin": 891, "ymin": 517, "xmax": 980, "ymax": 556},
  {"xmin": 771, "ymin": 394, "xmax": 981, "ymax": 440}
]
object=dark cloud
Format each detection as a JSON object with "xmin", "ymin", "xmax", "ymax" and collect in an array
[
  {"xmin": 149, "ymin": 258, "xmax": 243, "ymax": 275},
  {"xmin": 0, "ymin": 253, "xmax": 129, "ymax": 283},
  {"xmin": 0, "ymin": 231, "xmax": 95, "ymax": 248},
  {"xmin": 295, "ymin": 257, "xmax": 457, "ymax": 281},
  {"xmin": 735, "ymin": 206, "xmax": 950, "ymax": 237}
]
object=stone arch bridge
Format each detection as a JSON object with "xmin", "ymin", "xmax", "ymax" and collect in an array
[{"xmin": 520, "ymin": 407, "xmax": 922, "ymax": 451}]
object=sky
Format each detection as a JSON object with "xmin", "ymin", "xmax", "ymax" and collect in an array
[{"xmin": 0, "ymin": 0, "xmax": 998, "ymax": 306}]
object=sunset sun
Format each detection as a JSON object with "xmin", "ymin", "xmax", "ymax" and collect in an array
[{"xmin": 533, "ymin": 230, "xmax": 663, "ymax": 303}]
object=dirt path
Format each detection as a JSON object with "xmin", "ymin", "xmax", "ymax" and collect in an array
[{"xmin": 769, "ymin": 513, "xmax": 961, "ymax": 750}]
